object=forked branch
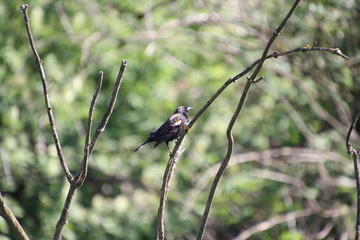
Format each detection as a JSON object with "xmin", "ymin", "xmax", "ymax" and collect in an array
[
  {"xmin": 53, "ymin": 63, "xmax": 127, "ymax": 240},
  {"xmin": 20, "ymin": 4, "xmax": 127, "ymax": 240}
]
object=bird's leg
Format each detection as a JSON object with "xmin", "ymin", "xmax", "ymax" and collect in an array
[{"xmin": 166, "ymin": 141, "xmax": 172, "ymax": 155}]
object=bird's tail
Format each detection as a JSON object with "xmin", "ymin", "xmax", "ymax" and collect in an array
[{"xmin": 133, "ymin": 140, "xmax": 149, "ymax": 152}]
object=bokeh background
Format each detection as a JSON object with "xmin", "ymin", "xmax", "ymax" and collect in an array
[{"xmin": 1, "ymin": 0, "xmax": 359, "ymax": 239}]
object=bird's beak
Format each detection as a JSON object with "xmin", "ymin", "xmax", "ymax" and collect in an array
[{"xmin": 187, "ymin": 107, "xmax": 194, "ymax": 111}]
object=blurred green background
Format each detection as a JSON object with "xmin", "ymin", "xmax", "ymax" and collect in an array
[{"xmin": 1, "ymin": 0, "xmax": 359, "ymax": 239}]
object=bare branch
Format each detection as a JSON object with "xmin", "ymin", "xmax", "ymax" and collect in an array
[
  {"xmin": 0, "ymin": 192, "xmax": 30, "ymax": 240},
  {"xmin": 346, "ymin": 109, "xmax": 360, "ymax": 240},
  {"xmin": 89, "ymin": 60, "xmax": 127, "ymax": 154},
  {"xmin": 20, "ymin": 4, "xmax": 73, "ymax": 182},
  {"xmin": 155, "ymin": 136, "xmax": 187, "ymax": 240},
  {"xmin": 53, "ymin": 184, "xmax": 77, "ymax": 240},
  {"xmin": 75, "ymin": 72, "xmax": 104, "ymax": 186}
]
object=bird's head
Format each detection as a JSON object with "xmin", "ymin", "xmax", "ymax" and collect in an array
[{"xmin": 174, "ymin": 106, "xmax": 193, "ymax": 115}]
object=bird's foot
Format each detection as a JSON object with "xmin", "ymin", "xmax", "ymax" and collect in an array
[{"xmin": 184, "ymin": 125, "xmax": 190, "ymax": 133}]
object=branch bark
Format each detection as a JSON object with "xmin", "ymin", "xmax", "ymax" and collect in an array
[
  {"xmin": 346, "ymin": 109, "xmax": 360, "ymax": 240},
  {"xmin": 0, "ymin": 192, "xmax": 30, "ymax": 240},
  {"xmin": 154, "ymin": 136, "xmax": 186, "ymax": 240}
]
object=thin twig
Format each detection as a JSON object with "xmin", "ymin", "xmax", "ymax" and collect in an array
[
  {"xmin": 271, "ymin": 45, "xmax": 349, "ymax": 60},
  {"xmin": 0, "ymin": 192, "xmax": 30, "ymax": 240},
  {"xmin": 75, "ymin": 72, "xmax": 104, "ymax": 186},
  {"xmin": 155, "ymin": 136, "xmax": 187, "ymax": 240},
  {"xmin": 89, "ymin": 60, "xmax": 127, "ymax": 154},
  {"xmin": 20, "ymin": 4, "xmax": 73, "ymax": 182},
  {"xmin": 196, "ymin": 1, "xmax": 302, "ymax": 239},
  {"xmin": 346, "ymin": 109, "xmax": 360, "ymax": 240}
]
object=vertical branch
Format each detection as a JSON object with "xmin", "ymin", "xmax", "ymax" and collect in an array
[
  {"xmin": 346, "ymin": 109, "xmax": 360, "ymax": 240},
  {"xmin": 75, "ymin": 72, "xmax": 104, "ymax": 186},
  {"xmin": 154, "ymin": 136, "xmax": 186, "ymax": 240},
  {"xmin": 196, "ymin": 79, "xmax": 252, "ymax": 240},
  {"xmin": 196, "ymin": 1, "xmax": 302, "ymax": 239},
  {"xmin": 20, "ymin": 4, "xmax": 73, "ymax": 182},
  {"xmin": 53, "ymin": 184, "xmax": 77, "ymax": 240},
  {"xmin": 0, "ymin": 192, "xmax": 30, "ymax": 240}
]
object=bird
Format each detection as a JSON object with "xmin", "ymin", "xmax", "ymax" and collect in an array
[{"xmin": 133, "ymin": 106, "xmax": 193, "ymax": 153}]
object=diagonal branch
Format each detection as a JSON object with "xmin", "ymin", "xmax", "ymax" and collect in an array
[
  {"xmin": 20, "ymin": 4, "xmax": 73, "ymax": 182},
  {"xmin": 0, "ymin": 192, "xmax": 30, "ymax": 240}
]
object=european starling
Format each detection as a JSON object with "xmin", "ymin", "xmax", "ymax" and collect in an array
[{"xmin": 133, "ymin": 106, "xmax": 193, "ymax": 153}]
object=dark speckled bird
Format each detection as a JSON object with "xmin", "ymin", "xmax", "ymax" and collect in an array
[{"xmin": 133, "ymin": 106, "xmax": 193, "ymax": 153}]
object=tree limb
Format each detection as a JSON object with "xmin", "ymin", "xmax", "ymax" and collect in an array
[
  {"xmin": 196, "ymin": 1, "xmax": 302, "ymax": 239},
  {"xmin": 20, "ymin": 4, "xmax": 73, "ymax": 182}
]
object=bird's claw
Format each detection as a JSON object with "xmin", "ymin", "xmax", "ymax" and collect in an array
[{"xmin": 184, "ymin": 125, "xmax": 190, "ymax": 133}]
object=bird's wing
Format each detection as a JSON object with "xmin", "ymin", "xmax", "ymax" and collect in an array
[
  {"xmin": 154, "ymin": 114, "xmax": 184, "ymax": 141},
  {"xmin": 169, "ymin": 113, "xmax": 185, "ymax": 126}
]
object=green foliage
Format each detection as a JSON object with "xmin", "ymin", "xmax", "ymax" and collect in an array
[{"xmin": 0, "ymin": 0, "xmax": 359, "ymax": 239}]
